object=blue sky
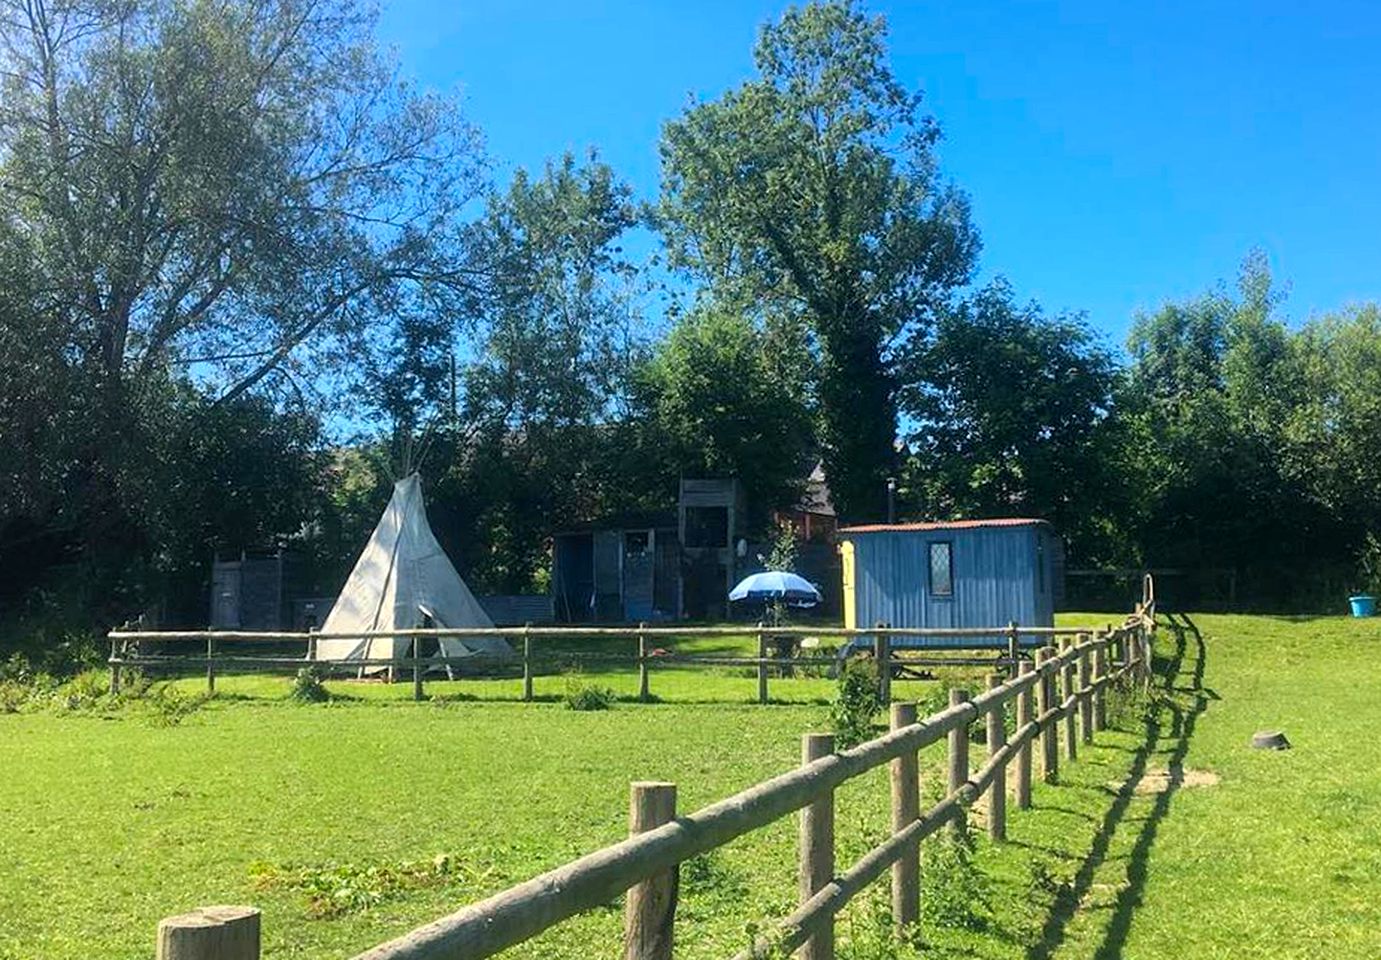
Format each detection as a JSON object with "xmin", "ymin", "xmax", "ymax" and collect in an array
[{"xmin": 377, "ymin": 0, "xmax": 1381, "ymax": 347}]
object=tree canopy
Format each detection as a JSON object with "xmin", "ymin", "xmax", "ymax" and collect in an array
[
  {"xmin": 899, "ymin": 279, "xmax": 1121, "ymax": 561},
  {"xmin": 658, "ymin": 0, "xmax": 979, "ymax": 521}
]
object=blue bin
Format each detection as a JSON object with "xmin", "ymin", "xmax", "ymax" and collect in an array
[{"xmin": 1350, "ymin": 595, "xmax": 1376, "ymax": 618}]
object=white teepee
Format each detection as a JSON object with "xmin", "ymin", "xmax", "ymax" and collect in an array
[{"xmin": 314, "ymin": 473, "xmax": 513, "ymax": 670}]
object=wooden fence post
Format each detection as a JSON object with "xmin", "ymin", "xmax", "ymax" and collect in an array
[
  {"xmin": 889, "ymin": 702, "xmax": 919, "ymax": 934},
  {"xmin": 874, "ymin": 623, "xmax": 891, "ymax": 706},
  {"xmin": 623, "ymin": 781, "xmax": 678, "ymax": 960},
  {"xmin": 947, "ymin": 689, "xmax": 970, "ymax": 838},
  {"xmin": 985, "ymin": 674, "xmax": 1007, "ymax": 842},
  {"xmin": 1078, "ymin": 633, "xmax": 1093, "ymax": 745},
  {"xmin": 637, "ymin": 622, "xmax": 651, "ymax": 703},
  {"xmin": 1015, "ymin": 660, "xmax": 1033, "ymax": 808},
  {"xmin": 1061, "ymin": 638, "xmax": 1078, "ymax": 762},
  {"xmin": 1137, "ymin": 623, "xmax": 1149, "ymax": 682},
  {"xmin": 756, "ymin": 623, "xmax": 769, "ymax": 705},
  {"xmin": 1092, "ymin": 637, "xmax": 1108, "ymax": 731},
  {"xmin": 1036, "ymin": 647, "xmax": 1058, "ymax": 783},
  {"xmin": 157, "ymin": 906, "xmax": 260, "ymax": 960},
  {"xmin": 412, "ymin": 637, "xmax": 424, "ymax": 702},
  {"xmin": 110, "ymin": 637, "xmax": 122, "ymax": 695},
  {"xmin": 1006, "ymin": 620, "xmax": 1020, "ymax": 677},
  {"xmin": 206, "ymin": 636, "xmax": 216, "ymax": 695},
  {"xmin": 522, "ymin": 624, "xmax": 533, "ymax": 702},
  {"xmin": 800, "ymin": 733, "xmax": 835, "ymax": 960}
]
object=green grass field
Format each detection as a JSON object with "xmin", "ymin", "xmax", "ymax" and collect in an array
[{"xmin": 2, "ymin": 613, "xmax": 1378, "ymax": 959}]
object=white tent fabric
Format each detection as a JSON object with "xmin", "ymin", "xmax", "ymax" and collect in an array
[{"xmin": 314, "ymin": 474, "xmax": 513, "ymax": 669}]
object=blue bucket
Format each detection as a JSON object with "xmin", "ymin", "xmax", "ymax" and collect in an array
[{"xmin": 1350, "ymin": 595, "xmax": 1376, "ymax": 618}]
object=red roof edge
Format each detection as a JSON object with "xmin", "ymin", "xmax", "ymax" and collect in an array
[{"xmin": 838, "ymin": 517, "xmax": 1050, "ymax": 534}]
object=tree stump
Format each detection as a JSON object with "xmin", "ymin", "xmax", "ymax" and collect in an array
[{"xmin": 157, "ymin": 906, "xmax": 260, "ymax": 960}]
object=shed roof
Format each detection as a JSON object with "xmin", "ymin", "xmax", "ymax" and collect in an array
[
  {"xmin": 838, "ymin": 517, "xmax": 1051, "ymax": 534},
  {"xmin": 552, "ymin": 510, "xmax": 678, "ymax": 537}
]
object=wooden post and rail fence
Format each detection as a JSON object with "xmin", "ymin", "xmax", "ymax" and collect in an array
[
  {"xmin": 147, "ymin": 582, "xmax": 1156, "ymax": 960},
  {"xmin": 107, "ymin": 606, "xmax": 1153, "ymax": 708}
]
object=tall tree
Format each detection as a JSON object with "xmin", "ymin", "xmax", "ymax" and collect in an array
[
  {"xmin": 635, "ymin": 304, "xmax": 815, "ymax": 514},
  {"xmin": 0, "ymin": 0, "xmax": 481, "ymax": 629},
  {"xmin": 1122, "ymin": 252, "xmax": 1335, "ymax": 604},
  {"xmin": 898, "ymin": 278, "xmax": 1121, "ymax": 560},
  {"xmin": 0, "ymin": 0, "xmax": 484, "ymax": 404},
  {"xmin": 465, "ymin": 152, "xmax": 642, "ymax": 433},
  {"xmin": 1285, "ymin": 304, "xmax": 1381, "ymax": 543},
  {"xmin": 415, "ymin": 154, "xmax": 647, "ymax": 592},
  {"xmin": 658, "ymin": 0, "xmax": 979, "ymax": 521}
]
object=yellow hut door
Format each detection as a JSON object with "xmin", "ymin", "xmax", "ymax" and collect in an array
[{"xmin": 840, "ymin": 540, "xmax": 857, "ymax": 630}]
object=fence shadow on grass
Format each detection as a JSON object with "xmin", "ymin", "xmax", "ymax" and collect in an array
[{"xmin": 1025, "ymin": 611, "xmax": 1210, "ymax": 960}]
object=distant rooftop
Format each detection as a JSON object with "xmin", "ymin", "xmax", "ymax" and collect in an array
[
  {"xmin": 838, "ymin": 518, "xmax": 1050, "ymax": 534},
  {"xmin": 796, "ymin": 461, "xmax": 835, "ymax": 517}
]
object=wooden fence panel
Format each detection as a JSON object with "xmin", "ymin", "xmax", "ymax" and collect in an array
[{"xmin": 142, "ymin": 604, "xmax": 1156, "ymax": 960}]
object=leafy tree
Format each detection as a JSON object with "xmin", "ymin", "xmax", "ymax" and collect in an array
[
  {"xmin": 0, "ymin": 0, "xmax": 479, "ymax": 633},
  {"xmin": 635, "ymin": 305, "xmax": 815, "ymax": 515},
  {"xmin": 0, "ymin": 0, "xmax": 484, "ymax": 404},
  {"xmin": 132, "ymin": 388, "xmax": 326, "ymax": 623},
  {"xmin": 404, "ymin": 154, "xmax": 648, "ymax": 593},
  {"xmin": 897, "ymin": 279, "xmax": 1121, "ymax": 561},
  {"xmin": 658, "ymin": 0, "xmax": 979, "ymax": 521},
  {"xmin": 465, "ymin": 152, "xmax": 642, "ymax": 432},
  {"xmin": 1121, "ymin": 252, "xmax": 1337, "ymax": 605},
  {"xmin": 1285, "ymin": 304, "xmax": 1381, "ymax": 546}
]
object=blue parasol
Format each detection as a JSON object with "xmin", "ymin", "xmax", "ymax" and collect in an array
[{"xmin": 728, "ymin": 570, "xmax": 821, "ymax": 607}]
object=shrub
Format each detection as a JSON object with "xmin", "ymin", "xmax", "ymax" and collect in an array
[
  {"xmin": 119, "ymin": 669, "xmax": 153, "ymax": 699},
  {"xmin": 53, "ymin": 669, "xmax": 110, "ymax": 711},
  {"xmin": 0, "ymin": 652, "xmax": 33, "ymax": 684},
  {"xmin": 563, "ymin": 673, "xmax": 616, "ymax": 711},
  {"xmin": 1105, "ymin": 674, "xmax": 1152, "ymax": 729},
  {"xmin": 830, "ymin": 658, "xmax": 881, "ymax": 748},
  {"xmin": 289, "ymin": 666, "xmax": 330, "ymax": 703},
  {"xmin": 835, "ymin": 887, "xmax": 920, "ymax": 959},
  {"xmin": 249, "ymin": 853, "xmax": 490, "ymax": 919},
  {"xmin": 920, "ymin": 830, "xmax": 991, "ymax": 933},
  {"xmin": 143, "ymin": 685, "xmax": 203, "ymax": 726},
  {"xmin": 0, "ymin": 680, "xmax": 30, "ymax": 713}
]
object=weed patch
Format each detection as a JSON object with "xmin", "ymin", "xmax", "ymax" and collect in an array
[
  {"xmin": 140, "ymin": 684, "xmax": 205, "ymax": 726},
  {"xmin": 830, "ymin": 659, "xmax": 881, "ymax": 747},
  {"xmin": 249, "ymin": 854, "xmax": 499, "ymax": 919},
  {"xmin": 563, "ymin": 672, "xmax": 616, "ymax": 711},
  {"xmin": 919, "ymin": 830, "xmax": 992, "ymax": 934},
  {"xmin": 289, "ymin": 666, "xmax": 330, "ymax": 703}
]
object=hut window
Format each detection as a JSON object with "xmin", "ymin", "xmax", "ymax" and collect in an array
[
  {"xmin": 929, "ymin": 542, "xmax": 953, "ymax": 598},
  {"xmin": 684, "ymin": 506, "xmax": 729, "ymax": 547},
  {"xmin": 624, "ymin": 531, "xmax": 649, "ymax": 558}
]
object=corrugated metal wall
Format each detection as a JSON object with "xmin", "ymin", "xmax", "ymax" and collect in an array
[{"xmin": 848, "ymin": 525, "xmax": 1054, "ymax": 646}]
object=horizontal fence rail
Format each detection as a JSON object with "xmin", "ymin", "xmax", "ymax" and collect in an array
[
  {"xmin": 107, "ymin": 620, "xmax": 1114, "ymax": 703},
  {"xmin": 108, "ymin": 624, "xmax": 1093, "ymax": 641}
]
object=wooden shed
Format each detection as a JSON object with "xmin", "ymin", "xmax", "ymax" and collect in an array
[
  {"xmin": 838, "ymin": 519, "xmax": 1064, "ymax": 645},
  {"xmin": 551, "ymin": 512, "xmax": 680, "ymax": 622}
]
